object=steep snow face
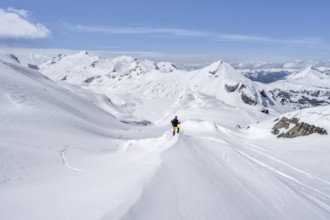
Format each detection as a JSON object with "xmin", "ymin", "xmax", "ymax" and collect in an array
[
  {"xmin": 0, "ymin": 52, "xmax": 126, "ymax": 142},
  {"xmin": 189, "ymin": 60, "xmax": 279, "ymax": 108}
]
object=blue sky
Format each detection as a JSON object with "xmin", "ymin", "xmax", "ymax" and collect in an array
[{"xmin": 1, "ymin": 0, "xmax": 330, "ymax": 62}]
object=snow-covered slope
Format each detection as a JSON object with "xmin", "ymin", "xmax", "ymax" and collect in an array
[
  {"xmin": 118, "ymin": 114, "xmax": 330, "ymax": 220},
  {"xmin": 0, "ymin": 51, "xmax": 165, "ymax": 220},
  {"xmin": 0, "ymin": 52, "xmax": 125, "ymax": 134},
  {"xmin": 2, "ymin": 51, "xmax": 330, "ymax": 220}
]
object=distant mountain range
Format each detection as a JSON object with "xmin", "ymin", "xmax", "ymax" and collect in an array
[
  {"xmin": 35, "ymin": 52, "xmax": 284, "ymax": 115},
  {"xmin": 3, "ymin": 51, "xmax": 328, "ymax": 112}
]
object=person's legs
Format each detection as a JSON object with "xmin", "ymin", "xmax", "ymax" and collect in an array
[{"xmin": 172, "ymin": 126, "xmax": 176, "ymax": 135}]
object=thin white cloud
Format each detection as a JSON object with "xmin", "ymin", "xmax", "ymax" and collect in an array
[
  {"xmin": 221, "ymin": 34, "xmax": 270, "ymax": 42},
  {"xmin": 65, "ymin": 23, "xmax": 323, "ymax": 48},
  {"xmin": 221, "ymin": 34, "xmax": 323, "ymax": 47},
  {"xmin": 0, "ymin": 8, "xmax": 50, "ymax": 39},
  {"xmin": 65, "ymin": 23, "xmax": 209, "ymax": 37}
]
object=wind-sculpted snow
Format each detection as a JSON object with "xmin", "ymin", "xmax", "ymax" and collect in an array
[
  {"xmin": 1, "ymin": 52, "xmax": 330, "ymax": 220},
  {"xmin": 118, "ymin": 122, "xmax": 330, "ymax": 220}
]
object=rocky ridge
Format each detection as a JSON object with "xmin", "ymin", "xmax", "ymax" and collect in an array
[{"xmin": 271, "ymin": 116, "xmax": 328, "ymax": 138}]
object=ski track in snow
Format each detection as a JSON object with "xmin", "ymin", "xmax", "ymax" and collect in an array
[
  {"xmin": 60, "ymin": 146, "xmax": 83, "ymax": 172},
  {"xmin": 244, "ymin": 143, "xmax": 330, "ymax": 186},
  {"xmin": 234, "ymin": 148, "xmax": 330, "ymax": 212},
  {"xmin": 118, "ymin": 131, "xmax": 330, "ymax": 219},
  {"xmin": 197, "ymin": 131, "xmax": 330, "ymax": 212}
]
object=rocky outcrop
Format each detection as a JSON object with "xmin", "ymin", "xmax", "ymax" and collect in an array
[
  {"xmin": 84, "ymin": 75, "xmax": 100, "ymax": 83},
  {"xmin": 272, "ymin": 117, "xmax": 327, "ymax": 138},
  {"xmin": 238, "ymin": 84, "xmax": 246, "ymax": 93},
  {"xmin": 27, "ymin": 64, "xmax": 39, "ymax": 70},
  {"xmin": 241, "ymin": 92, "xmax": 257, "ymax": 105},
  {"xmin": 224, "ymin": 82, "xmax": 258, "ymax": 105},
  {"xmin": 8, "ymin": 54, "xmax": 20, "ymax": 63},
  {"xmin": 224, "ymin": 83, "xmax": 239, "ymax": 93}
]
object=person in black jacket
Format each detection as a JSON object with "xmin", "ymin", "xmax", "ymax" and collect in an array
[{"xmin": 171, "ymin": 116, "xmax": 180, "ymax": 136}]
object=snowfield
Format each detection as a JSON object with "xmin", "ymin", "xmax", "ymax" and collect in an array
[{"xmin": 1, "ymin": 51, "xmax": 330, "ymax": 220}]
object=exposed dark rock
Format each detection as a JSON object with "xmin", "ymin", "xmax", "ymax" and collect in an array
[
  {"xmin": 260, "ymin": 90, "xmax": 275, "ymax": 106},
  {"xmin": 272, "ymin": 117, "xmax": 292, "ymax": 130},
  {"xmin": 61, "ymin": 75, "xmax": 67, "ymax": 81},
  {"xmin": 272, "ymin": 117, "xmax": 327, "ymax": 138},
  {"xmin": 241, "ymin": 92, "xmax": 257, "ymax": 105},
  {"xmin": 84, "ymin": 76, "xmax": 100, "ymax": 83},
  {"xmin": 270, "ymin": 88, "xmax": 330, "ymax": 108},
  {"xmin": 27, "ymin": 64, "xmax": 39, "ymax": 70},
  {"xmin": 8, "ymin": 54, "xmax": 20, "ymax": 63},
  {"xmin": 90, "ymin": 61, "xmax": 98, "ymax": 68},
  {"xmin": 238, "ymin": 84, "xmax": 246, "ymax": 92},
  {"xmin": 272, "ymin": 129, "xmax": 280, "ymax": 135},
  {"xmin": 224, "ymin": 83, "xmax": 239, "ymax": 93},
  {"xmin": 261, "ymin": 108, "xmax": 269, "ymax": 114},
  {"xmin": 209, "ymin": 70, "xmax": 217, "ymax": 75},
  {"xmin": 121, "ymin": 120, "xmax": 151, "ymax": 126},
  {"xmin": 260, "ymin": 90, "xmax": 267, "ymax": 98},
  {"xmin": 298, "ymin": 96, "xmax": 328, "ymax": 106}
]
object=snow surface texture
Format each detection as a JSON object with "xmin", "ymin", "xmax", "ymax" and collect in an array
[{"xmin": 1, "ymin": 51, "xmax": 330, "ymax": 220}]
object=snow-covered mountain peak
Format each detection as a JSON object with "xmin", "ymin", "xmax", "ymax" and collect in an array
[
  {"xmin": 263, "ymin": 65, "xmax": 330, "ymax": 109},
  {"xmin": 202, "ymin": 60, "xmax": 249, "ymax": 82},
  {"xmin": 42, "ymin": 51, "xmax": 100, "ymax": 67},
  {"xmin": 283, "ymin": 65, "xmax": 330, "ymax": 88},
  {"xmin": 184, "ymin": 60, "xmax": 281, "ymax": 108},
  {"xmin": 205, "ymin": 60, "xmax": 230, "ymax": 73},
  {"xmin": 156, "ymin": 62, "xmax": 177, "ymax": 73},
  {"xmin": 38, "ymin": 52, "xmax": 163, "ymax": 85},
  {"xmin": 286, "ymin": 66, "xmax": 323, "ymax": 80},
  {"xmin": 108, "ymin": 55, "xmax": 159, "ymax": 76},
  {"xmin": 111, "ymin": 55, "xmax": 136, "ymax": 63}
]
